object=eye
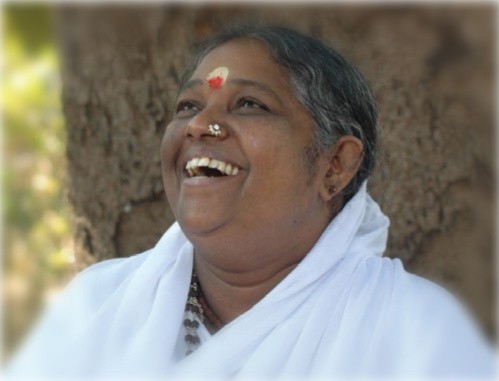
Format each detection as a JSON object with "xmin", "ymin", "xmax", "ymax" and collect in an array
[
  {"xmin": 236, "ymin": 98, "xmax": 270, "ymax": 111},
  {"xmin": 175, "ymin": 100, "xmax": 199, "ymax": 116}
]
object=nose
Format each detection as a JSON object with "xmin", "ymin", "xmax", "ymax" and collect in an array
[{"xmin": 185, "ymin": 108, "xmax": 229, "ymax": 140}]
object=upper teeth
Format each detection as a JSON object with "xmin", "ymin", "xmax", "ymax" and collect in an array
[{"xmin": 186, "ymin": 157, "xmax": 240, "ymax": 177}]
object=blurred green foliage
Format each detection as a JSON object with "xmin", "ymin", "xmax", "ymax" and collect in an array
[{"xmin": 3, "ymin": 5, "xmax": 75, "ymax": 358}]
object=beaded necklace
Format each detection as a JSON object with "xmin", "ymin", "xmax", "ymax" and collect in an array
[{"xmin": 183, "ymin": 271, "xmax": 225, "ymax": 356}]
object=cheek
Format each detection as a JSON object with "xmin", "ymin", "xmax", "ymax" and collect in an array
[
  {"xmin": 160, "ymin": 124, "xmax": 182, "ymax": 168},
  {"xmin": 160, "ymin": 131, "xmax": 170, "ymax": 164},
  {"xmin": 243, "ymin": 130, "xmax": 311, "ymax": 196},
  {"xmin": 243, "ymin": 126, "xmax": 292, "ymax": 158},
  {"xmin": 160, "ymin": 124, "xmax": 182, "ymax": 201},
  {"xmin": 244, "ymin": 129, "xmax": 306, "ymax": 171}
]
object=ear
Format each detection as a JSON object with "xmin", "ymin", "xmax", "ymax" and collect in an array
[{"xmin": 319, "ymin": 136, "xmax": 364, "ymax": 202}]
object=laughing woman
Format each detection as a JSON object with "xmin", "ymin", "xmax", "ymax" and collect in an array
[{"xmin": 7, "ymin": 25, "xmax": 495, "ymax": 379}]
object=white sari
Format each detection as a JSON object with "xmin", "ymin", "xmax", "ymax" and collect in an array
[{"xmin": 6, "ymin": 183, "xmax": 495, "ymax": 379}]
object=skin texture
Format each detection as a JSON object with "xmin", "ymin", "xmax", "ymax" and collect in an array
[{"xmin": 161, "ymin": 38, "xmax": 363, "ymax": 324}]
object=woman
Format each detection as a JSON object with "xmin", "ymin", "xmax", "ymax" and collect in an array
[{"xmin": 7, "ymin": 25, "xmax": 494, "ymax": 379}]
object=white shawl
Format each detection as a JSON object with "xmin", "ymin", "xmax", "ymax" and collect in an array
[{"xmin": 6, "ymin": 183, "xmax": 495, "ymax": 379}]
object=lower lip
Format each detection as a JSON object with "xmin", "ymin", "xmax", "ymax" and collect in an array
[{"xmin": 182, "ymin": 173, "xmax": 241, "ymax": 187}]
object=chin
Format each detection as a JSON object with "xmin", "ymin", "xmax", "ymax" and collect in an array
[{"xmin": 176, "ymin": 209, "xmax": 224, "ymax": 238}]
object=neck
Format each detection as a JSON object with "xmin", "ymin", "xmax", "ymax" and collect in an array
[
  {"xmin": 193, "ymin": 250, "xmax": 300, "ymax": 325},
  {"xmin": 189, "ymin": 199, "xmax": 336, "ymax": 325}
]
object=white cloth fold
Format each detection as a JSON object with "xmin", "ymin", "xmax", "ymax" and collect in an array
[{"xmin": 6, "ymin": 183, "xmax": 495, "ymax": 379}]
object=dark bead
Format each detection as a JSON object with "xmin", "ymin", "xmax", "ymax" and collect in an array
[
  {"xmin": 185, "ymin": 334, "xmax": 200, "ymax": 344},
  {"xmin": 183, "ymin": 319, "xmax": 199, "ymax": 328}
]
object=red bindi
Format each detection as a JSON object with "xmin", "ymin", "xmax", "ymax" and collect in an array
[
  {"xmin": 206, "ymin": 67, "xmax": 229, "ymax": 90},
  {"xmin": 208, "ymin": 76, "xmax": 224, "ymax": 89}
]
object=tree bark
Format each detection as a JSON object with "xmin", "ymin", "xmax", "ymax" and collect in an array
[{"xmin": 57, "ymin": 4, "xmax": 495, "ymax": 336}]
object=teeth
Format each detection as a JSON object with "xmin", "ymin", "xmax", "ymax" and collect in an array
[
  {"xmin": 190, "ymin": 158, "xmax": 199, "ymax": 169},
  {"xmin": 217, "ymin": 162, "xmax": 226, "ymax": 173},
  {"xmin": 185, "ymin": 157, "xmax": 240, "ymax": 177},
  {"xmin": 198, "ymin": 157, "xmax": 210, "ymax": 167},
  {"xmin": 208, "ymin": 159, "xmax": 220, "ymax": 168}
]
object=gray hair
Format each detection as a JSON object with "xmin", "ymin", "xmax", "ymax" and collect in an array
[{"xmin": 180, "ymin": 24, "xmax": 378, "ymax": 202}]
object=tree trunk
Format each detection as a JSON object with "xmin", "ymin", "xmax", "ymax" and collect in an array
[{"xmin": 57, "ymin": 4, "xmax": 495, "ymax": 336}]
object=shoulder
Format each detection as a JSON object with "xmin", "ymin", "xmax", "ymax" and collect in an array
[
  {"xmin": 35, "ymin": 251, "xmax": 155, "ymax": 326},
  {"xmin": 60, "ymin": 249, "xmax": 154, "ymax": 309},
  {"xmin": 360, "ymin": 255, "xmax": 476, "ymax": 328},
  {"xmin": 72, "ymin": 249, "xmax": 153, "ymax": 286},
  {"xmin": 360, "ymin": 255, "xmax": 459, "ymax": 305},
  {"xmin": 5, "ymin": 248, "xmax": 157, "ymax": 377},
  {"xmin": 359, "ymin": 256, "xmax": 495, "ymax": 377}
]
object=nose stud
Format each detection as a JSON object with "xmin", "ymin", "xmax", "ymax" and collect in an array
[{"xmin": 208, "ymin": 123, "xmax": 222, "ymax": 137}]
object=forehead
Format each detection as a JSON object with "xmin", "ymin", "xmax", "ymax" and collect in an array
[{"xmin": 190, "ymin": 39, "xmax": 292, "ymax": 93}]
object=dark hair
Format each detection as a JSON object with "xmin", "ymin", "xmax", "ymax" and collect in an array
[{"xmin": 180, "ymin": 24, "xmax": 378, "ymax": 201}]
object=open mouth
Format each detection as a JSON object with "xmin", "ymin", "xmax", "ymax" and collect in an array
[{"xmin": 185, "ymin": 157, "xmax": 240, "ymax": 178}]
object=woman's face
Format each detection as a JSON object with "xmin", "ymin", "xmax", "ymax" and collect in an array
[{"xmin": 161, "ymin": 39, "xmax": 330, "ymax": 253}]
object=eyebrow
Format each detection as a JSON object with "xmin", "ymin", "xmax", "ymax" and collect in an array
[
  {"xmin": 177, "ymin": 78, "xmax": 283, "ymax": 105},
  {"xmin": 176, "ymin": 78, "xmax": 203, "ymax": 100},
  {"xmin": 228, "ymin": 78, "xmax": 283, "ymax": 105}
]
